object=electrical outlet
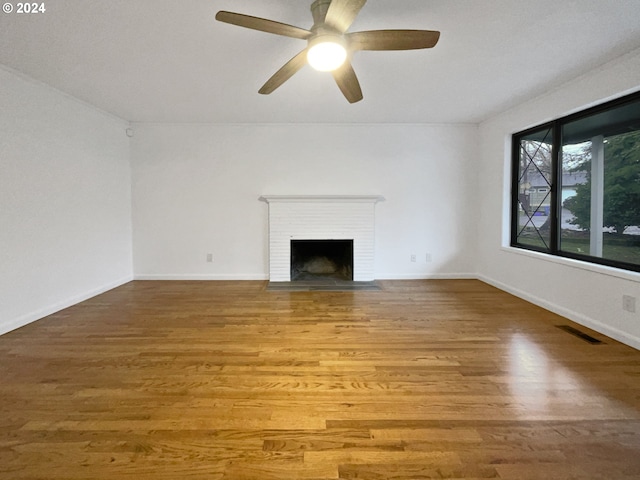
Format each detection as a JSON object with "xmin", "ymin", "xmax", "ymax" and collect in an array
[
  {"xmin": 410, "ymin": 254, "xmax": 416, "ymax": 263},
  {"xmin": 425, "ymin": 253, "xmax": 432, "ymax": 263},
  {"xmin": 206, "ymin": 253, "xmax": 213, "ymax": 263},
  {"xmin": 623, "ymin": 295, "xmax": 636, "ymax": 313}
]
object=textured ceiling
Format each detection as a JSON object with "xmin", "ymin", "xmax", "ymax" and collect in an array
[{"xmin": 1, "ymin": 0, "xmax": 640, "ymax": 124}]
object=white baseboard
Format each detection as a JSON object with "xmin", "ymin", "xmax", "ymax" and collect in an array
[
  {"xmin": 478, "ymin": 274, "xmax": 640, "ymax": 350},
  {"xmin": 135, "ymin": 273, "xmax": 475, "ymax": 281},
  {"xmin": 377, "ymin": 273, "xmax": 477, "ymax": 280},
  {"xmin": 134, "ymin": 273, "xmax": 269, "ymax": 281},
  {"xmin": 0, "ymin": 275, "xmax": 134, "ymax": 337}
]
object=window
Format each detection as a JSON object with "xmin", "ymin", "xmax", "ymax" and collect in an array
[{"xmin": 511, "ymin": 91, "xmax": 640, "ymax": 273}]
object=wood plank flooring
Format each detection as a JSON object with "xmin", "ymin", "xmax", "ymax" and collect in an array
[{"xmin": 1, "ymin": 280, "xmax": 640, "ymax": 479}]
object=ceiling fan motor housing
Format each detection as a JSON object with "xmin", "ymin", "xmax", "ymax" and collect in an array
[
  {"xmin": 308, "ymin": 0, "xmax": 349, "ymax": 68},
  {"xmin": 307, "ymin": 31, "xmax": 347, "ymax": 51}
]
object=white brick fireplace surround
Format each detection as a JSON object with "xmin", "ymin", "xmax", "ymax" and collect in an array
[{"xmin": 259, "ymin": 195, "xmax": 385, "ymax": 282}]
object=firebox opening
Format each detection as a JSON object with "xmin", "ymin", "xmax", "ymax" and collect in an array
[{"xmin": 290, "ymin": 240, "xmax": 354, "ymax": 282}]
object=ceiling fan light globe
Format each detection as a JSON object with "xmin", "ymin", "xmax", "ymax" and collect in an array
[{"xmin": 307, "ymin": 41, "xmax": 347, "ymax": 71}]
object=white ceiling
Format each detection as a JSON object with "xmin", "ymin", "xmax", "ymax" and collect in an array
[{"xmin": 2, "ymin": 0, "xmax": 640, "ymax": 124}]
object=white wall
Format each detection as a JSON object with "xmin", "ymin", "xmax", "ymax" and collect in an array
[
  {"xmin": 477, "ymin": 48, "xmax": 640, "ymax": 348},
  {"xmin": 131, "ymin": 123, "xmax": 479, "ymax": 280},
  {"xmin": 0, "ymin": 67, "xmax": 133, "ymax": 335}
]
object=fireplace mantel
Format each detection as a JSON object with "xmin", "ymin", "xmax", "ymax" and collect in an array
[
  {"xmin": 260, "ymin": 195, "xmax": 384, "ymax": 282},
  {"xmin": 259, "ymin": 195, "xmax": 385, "ymax": 204}
]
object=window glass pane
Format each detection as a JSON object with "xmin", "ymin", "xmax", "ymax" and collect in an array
[
  {"xmin": 515, "ymin": 127, "xmax": 553, "ymax": 250},
  {"xmin": 560, "ymin": 98, "xmax": 640, "ymax": 266}
]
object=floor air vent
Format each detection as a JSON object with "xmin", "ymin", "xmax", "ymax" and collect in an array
[{"xmin": 556, "ymin": 325, "xmax": 604, "ymax": 344}]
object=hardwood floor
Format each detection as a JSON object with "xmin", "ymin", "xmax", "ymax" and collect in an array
[{"xmin": 1, "ymin": 280, "xmax": 640, "ymax": 479}]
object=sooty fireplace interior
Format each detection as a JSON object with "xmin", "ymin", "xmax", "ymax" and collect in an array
[{"xmin": 290, "ymin": 240, "xmax": 353, "ymax": 282}]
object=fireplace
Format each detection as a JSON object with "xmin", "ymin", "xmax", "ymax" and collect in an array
[
  {"xmin": 291, "ymin": 240, "xmax": 353, "ymax": 281},
  {"xmin": 259, "ymin": 195, "xmax": 384, "ymax": 282}
]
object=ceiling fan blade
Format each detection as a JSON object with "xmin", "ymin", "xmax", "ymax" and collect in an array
[
  {"xmin": 259, "ymin": 49, "xmax": 309, "ymax": 95},
  {"xmin": 332, "ymin": 61, "xmax": 363, "ymax": 104},
  {"xmin": 348, "ymin": 29, "xmax": 441, "ymax": 51},
  {"xmin": 324, "ymin": 0, "xmax": 367, "ymax": 33},
  {"xmin": 216, "ymin": 11, "xmax": 312, "ymax": 40}
]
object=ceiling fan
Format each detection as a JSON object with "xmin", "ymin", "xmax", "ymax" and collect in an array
[{"xmin": 215, "ymin": 0, "xmax": 440, "ymax": 103}]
